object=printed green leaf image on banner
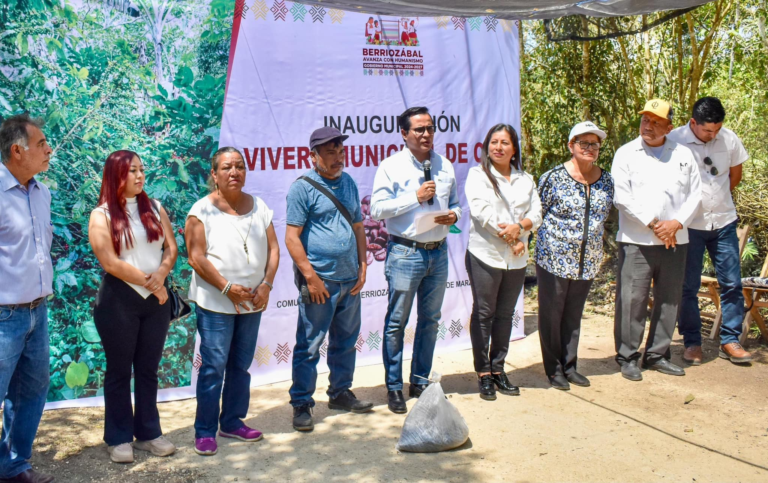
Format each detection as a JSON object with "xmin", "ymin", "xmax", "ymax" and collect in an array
[
  {"xmin": 65, "ymin": 362, "xmax": 89, "ymax": 389},
  {"xmin": 0, "ymin": 0, "xmax": 234, "ymax": 406}
]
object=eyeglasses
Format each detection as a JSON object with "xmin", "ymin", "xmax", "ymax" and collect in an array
[
  {"xmin": 575, "ymin": 141, "xmax": 601, "ymax": 151},
  {"xmin": 703, "ymin": 156, "xmax": 719, "ymax": 176},
  {"xmin": 411, "ymin": 125, "xmax": 436, "ymax": 135}
]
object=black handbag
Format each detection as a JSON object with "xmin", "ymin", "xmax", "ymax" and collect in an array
[{"xmin": 168, "ymin": 278, "xmax": 192, "ymax": 322}]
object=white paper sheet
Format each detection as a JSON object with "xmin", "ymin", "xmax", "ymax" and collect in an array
[{"xmin": 413, "ymin": 210, "xmax": 452, "ymax": 235}]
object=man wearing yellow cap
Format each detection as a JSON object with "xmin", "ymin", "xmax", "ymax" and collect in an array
[{"xmin": 611, "ymin": 99, "xmax": 702, "ymax": 381}]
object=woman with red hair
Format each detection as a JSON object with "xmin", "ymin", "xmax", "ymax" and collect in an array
[{"xmin": 88, "ymin": 150, "xmax": 178, "ymax": 463}]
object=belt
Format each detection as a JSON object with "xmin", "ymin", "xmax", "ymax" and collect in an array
[
  {"xmin": 1, "ymin": 297, "xmax": 46, "ymax": 310},
  {"xmin": 389, "ymin": 234, "xmax": 446, "ymax": 250}
]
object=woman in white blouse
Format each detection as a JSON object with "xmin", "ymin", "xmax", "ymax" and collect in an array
[
  {"xmin": 464, "ymin": 124, "xmax": 542, "ymax": 401},
  {"xmin": 185, "ymin": 147, "xmax": 279, "ymax": 457},
  {"xmin": 89, "ymin": 150, "xmax": 178, "ymax": 463}
]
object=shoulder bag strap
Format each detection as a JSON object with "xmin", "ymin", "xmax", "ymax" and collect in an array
[{"xmin": 298, "ymin": 176, "xmax": 355, "ymax": 227}]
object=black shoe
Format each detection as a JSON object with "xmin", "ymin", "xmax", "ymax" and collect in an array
[
  {"xmin": 620, "ymin": 360, "xmax": 642, "ymax": 381},
  {"xmin": 328, "ymin": 389, "xmax": 374, "ymax": 413},
  {"xmin": 548, "ymin": 374, "xmax": 570, "ymax": 390},
  {"xmin": 478, "ymin": 375, "xmax": 497, "ymax": 400},
  {"xmin": 642, "ymin": 358, "xmax": 685, "ymax": 376},
  {"xmin": 491, "ymin": 372, "xmax": 520, "ymax": 396},
  {"xmin": 408, "ymin": 383, "xmax": 428, "ymax": 398},
  {"xmin": 0, "ymin": 469, "xmax": 55, "ymax": 483},
  {"xmin": 387, "ymin": 390, "xmax": 407, "ymax": 414},
  {"xmin": 566, "ymin": 372, "xmax": 590, "ymax": 387},
  {"xmin": 292, "ymin": 404, "xmax": 314, "ymax": 431}
]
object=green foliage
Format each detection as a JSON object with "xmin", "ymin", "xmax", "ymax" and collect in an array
[
  {"xmin": 521, "ymin": 1, "xmax": 768, "ymax": 272},
  {"xmin": 0, "ymin": 0, "xmax": 233, "ymax": 402}
]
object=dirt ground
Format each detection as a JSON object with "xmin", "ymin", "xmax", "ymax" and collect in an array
[{"xmin": 21, "ymin": 309, "xmax": 768, "ymax": 483}]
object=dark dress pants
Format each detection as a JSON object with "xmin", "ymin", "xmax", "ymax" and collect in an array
[
  {"xmin": 93, "ymin": 274, "xmax": 171, "ymax": 446},
  {"xmin": 614, "ymin": 243, "xmax": 687, "ymax": 364},
  {"xmin": 536, "ymin": 265, "xmax": 593, "ymax": 378},
  {"xmin": 465, "ymin": 250, "xmax": 526, "ymax": 373}
]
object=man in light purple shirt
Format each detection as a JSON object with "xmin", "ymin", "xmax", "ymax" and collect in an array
[{"xmin": 0, "ymin": 114, "xmax": 55, "ymax": 483}]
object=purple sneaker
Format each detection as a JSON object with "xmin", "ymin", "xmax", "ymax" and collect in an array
[
  {"xmin": 194, "ymin": 437, "xmax": 218, "ymax": 456},
  {"xmin": 219, "ymin": 425, "xmax": 263, "ymax": 442}
]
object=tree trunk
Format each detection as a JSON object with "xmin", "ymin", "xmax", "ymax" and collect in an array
[
  {"xmin": 643, "ymin": 15, "xmax": 653, "ymax": 99},
  {"xmin": 581, "ymin": 15, "xmax": 591, "ymax": 119},
  {"xmin": 729, "ymin": 2, "xmax": 740, "ymax": 80},
  {"xmin": 686, "ymin": 1, "xmax": 733, "ymax": 112},
  {"xmin": 613, "ymin": 19, "xmax": 639, "ymax": 111},
  {"xmin": 760, "ymin": 0, "xmax": 767, "ymax": 49},
  {"xmin": 519, "ymin": 21, "xmax": 534, "ymax": 162},
  {"xmin": 676, "ymin": 17, "xmax": 684, "ymax": 108}
]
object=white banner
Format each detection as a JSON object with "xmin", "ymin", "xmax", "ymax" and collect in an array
[
  {"xmin": 40, "ymin": 5, "xmax": 522, "ymax": 411},
  {"xmin": 198, "ymin": 3, "xmax": 523, "ymax": 392}
]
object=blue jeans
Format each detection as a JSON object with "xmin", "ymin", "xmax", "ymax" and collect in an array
[
  {"xmin": 680, "ymin": 221, "xmax": 744, "ymax": 346},
  {"xmin": 0, "ymin": 301, "xmax": 50, "ymax": 479},
  {"xmin": 382, "ymin": 241, "xmax": 448, "ymax": 391},
  {"xmin": 289, "ymin": 280, "xmax": 361, "ymax": 407},
  {"xmin": 194, "ymin": 306, "xmax": 261, "ymax": 438}
]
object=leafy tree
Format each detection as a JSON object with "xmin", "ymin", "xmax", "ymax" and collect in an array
[{"xmin": 0, "ymin": 0, "xmax": 233, "ymax": 401}]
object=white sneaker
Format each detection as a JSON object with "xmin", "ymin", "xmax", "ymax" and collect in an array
[
  {"xmin": 134, "ymin": 435, "xmax": 176, "ymax": 457},
  {"xmin": 108, "ymin": 442, "xmax": 134, "ymax": 463}
]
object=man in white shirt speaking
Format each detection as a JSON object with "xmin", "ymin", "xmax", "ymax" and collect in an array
[
  {"xmin": 611, "ymin": 99, "xmax": 702, "ymax": 381},
  {"xmin": 667, "ymin": 97, "xmax": 753, "ymax": 365},
  {"xmin": 370, "ymin": 106, "xmax": 462, "ymax": 413}
]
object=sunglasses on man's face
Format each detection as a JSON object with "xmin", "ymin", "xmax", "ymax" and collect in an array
[
  {"xmin": 703, "ymin": 157, "xmax": 718, "ymax": 176},
  {"xmin": 411, "ymin": 125, "xmax": 436, "ymax": 135}
]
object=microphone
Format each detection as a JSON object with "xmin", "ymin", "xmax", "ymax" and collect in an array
[{"xmin": 423, "ymin": 159, "xmax": 433, "ymax": 205}]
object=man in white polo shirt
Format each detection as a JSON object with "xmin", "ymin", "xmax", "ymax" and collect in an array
[
  {"xmin": 667, "ymin": 97, "xmax": 753, "ymax": 365},
  {"xmin": 612, "ymin": 99, "xmax": 702, "ymax": 381}
]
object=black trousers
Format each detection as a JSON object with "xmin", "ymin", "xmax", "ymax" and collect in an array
[
  {"xmin": 614, "ymin": 243, "xmax": 687, "ymax": 364},
  {"xmin": 93, "ymin": 273, "xmax": 171, "ymax": 446},
  {"xmin": 465, "ymin": 250, "xmax": 526, "ymax": 373},
  {"xmin": 536, "ymin": 265, "xmax": 593, "ymax": 378}
]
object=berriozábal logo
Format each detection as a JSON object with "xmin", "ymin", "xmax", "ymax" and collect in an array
[{"xmin": 363, "ymin": 17, "xmax": 424, "ymax": 77}]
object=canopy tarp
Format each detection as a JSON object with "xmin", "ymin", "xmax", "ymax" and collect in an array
[{"xmin": 295, "ymin": 1, "xmax": 714, "ymax": 20}]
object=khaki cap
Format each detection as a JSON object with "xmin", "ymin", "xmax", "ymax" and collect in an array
[{"xmin": 638, "ymin": 99, "xmax": 672, "ymax": 119}]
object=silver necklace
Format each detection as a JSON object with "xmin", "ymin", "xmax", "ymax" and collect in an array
[{"xmin": 220, "ymin": 193, "xmax": 253, "ymax": 263}]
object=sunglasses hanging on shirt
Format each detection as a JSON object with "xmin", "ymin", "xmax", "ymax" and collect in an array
[{"xmin": 703, "ymin": 157, "xmax": 719, "ymax": 176}]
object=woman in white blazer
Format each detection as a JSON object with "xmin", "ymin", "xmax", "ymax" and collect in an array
[{"xmin": 464, "ymin": 124, "xmax": 542, "ymax": 401}]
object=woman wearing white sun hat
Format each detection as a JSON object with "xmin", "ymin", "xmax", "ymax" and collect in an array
[{"xmin": 534, "ymin": 121, "xmax": 614, "ymax": 390}]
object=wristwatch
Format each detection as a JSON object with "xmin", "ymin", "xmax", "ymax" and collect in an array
[
  {"xmin": 261, "ymin": 280, "xmax": 273, "ymax": 291},
  {"xmin": 516, "ymin": 222, "xmax": 524, "ymax": 233},
  {"xmin": 647, "ymin": 217, "xmax": 659, "ymax": 230}
]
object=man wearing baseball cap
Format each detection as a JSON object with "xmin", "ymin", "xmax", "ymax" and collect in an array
[
  {"xmin": 611, "ymin": 99, "xmax": 702, "ymax": 381},
  {"xmin": 667, "ymin": 97, "xmax": 753, "ymax": 366},
  {"xmin": 285, "ymin": 126, "xmax": 373, "ymax": 431}
]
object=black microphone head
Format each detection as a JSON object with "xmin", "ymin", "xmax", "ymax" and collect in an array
[{"xmin": 423, "ymin": 160, "xmax": 431, "ymax": 169}]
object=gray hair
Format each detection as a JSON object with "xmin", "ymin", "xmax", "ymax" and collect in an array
[
  {"xmin": 211, "ymin": 146, "xmax": 244, "ymax": 170},
  {"xmin": 208, "ymin": 146, "xmax": 244, "ymax": 192},
  {"xmin": 0, "ymin": 114, "xmax": 44, "ymax": 164}
]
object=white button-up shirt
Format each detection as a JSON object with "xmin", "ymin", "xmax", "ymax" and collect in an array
[
  {"xmin": 612, "ymin": 136, "xmax": 702, "ymax": 245},
  {"xmin": 371, "ymin": 148, "xmax": 462, "ymax": 243},
  {"xmin": 465, "ymin": 165, "xmax": 542, "ymax": 269},
  {"xmin": 667, "ymin": 124, "xmax": 747, "ymax": 231}
]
